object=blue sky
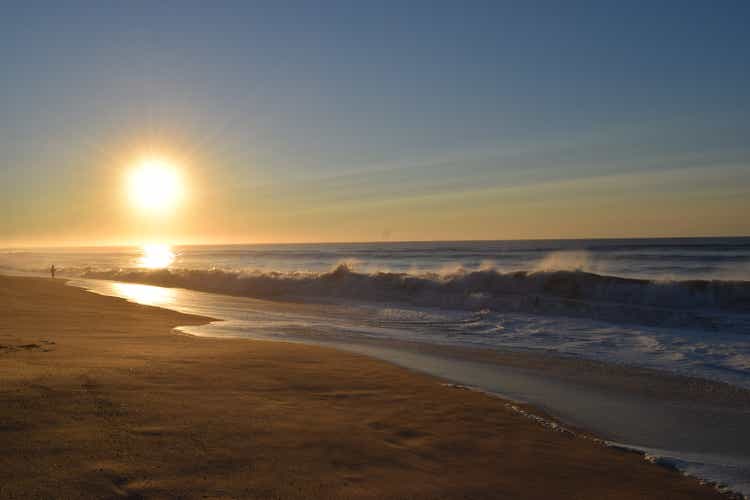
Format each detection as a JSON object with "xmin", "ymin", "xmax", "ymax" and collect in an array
[{"xmin": 1, "ymin": 1, "xmax": 749, "ymax": 244}]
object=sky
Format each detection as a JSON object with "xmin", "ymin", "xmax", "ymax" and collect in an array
[{"xmin": 1, "ymin": 1, "xmax": 749, "ymax": 246}]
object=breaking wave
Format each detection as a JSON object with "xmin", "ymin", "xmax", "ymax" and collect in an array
[{"xmin": 79, "ymin": 264, "xmax": 750, "ymax": 332}]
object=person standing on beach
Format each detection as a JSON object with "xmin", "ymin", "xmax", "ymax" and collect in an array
[{"xmin": 50, "ymin": 264, "xmax": 56, "ymax": 279}]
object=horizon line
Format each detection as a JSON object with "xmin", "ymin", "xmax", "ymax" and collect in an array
[{"xmin": 2, "ymin": 234, "xmax": 749, "ymax": 250}]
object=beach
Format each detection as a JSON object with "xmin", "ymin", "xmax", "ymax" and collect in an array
[{"xmin": 0, "ymin": 275, "xmax": 726, "ymax": 499}]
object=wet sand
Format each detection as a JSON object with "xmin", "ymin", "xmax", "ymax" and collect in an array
[{"xmin": 0, "ymin": 275, "xmax": 726, "ymax": 499}]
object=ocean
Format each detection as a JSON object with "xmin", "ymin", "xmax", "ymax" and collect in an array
[
  {"xmin": 5, "ymin": 237, "xmax": 750, "ymax": 280},
  {"xmin": 2, "ymin": 237, "xmax": 750, "ymax": 386},
  {"xmin": 2, "ymin": 237, "xmax": 750, "ymax": 495}
]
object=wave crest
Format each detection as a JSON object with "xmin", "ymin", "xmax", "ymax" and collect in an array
[{"xmin": 80, "ymin": 264, "xmax": 750, "ymax": 331}]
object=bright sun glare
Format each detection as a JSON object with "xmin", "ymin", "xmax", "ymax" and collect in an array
[
  {"xmin": 139, "ymin": 243, "xmax": 176, "ymax": 269},
  {"xmin": 112, "ymin": 282, "xmax": 175, "ymax": 306},
  {"xmin": 128, "ymin": 158, "xmax": 183, "ymax": 213}
]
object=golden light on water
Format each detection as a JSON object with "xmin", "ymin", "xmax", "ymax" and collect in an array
[
  {"xmin": 111, "ymin": 282, "xmax": 176, "ymax": 307},
  {"xmin": 138, "ymin": 243, "xmax": 175, "ymax": 268},
  {"xmin": 128, "ymin": 157, "xmax": 183, "ymax": 214}
]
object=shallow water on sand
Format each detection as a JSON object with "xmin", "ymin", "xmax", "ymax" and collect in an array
[{"xmin": 70, "ymin": 277, "xmax": 750, "ymax": 497}]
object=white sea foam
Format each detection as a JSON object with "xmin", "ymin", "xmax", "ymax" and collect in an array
[{"xmin": 71, "ymin": 264, "xmax": 750, "ymax": 334}]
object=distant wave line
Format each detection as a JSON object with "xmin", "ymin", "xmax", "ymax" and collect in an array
[{"xmin": 68, "ymin": 264, "xmax": 750, "ymax": 333}]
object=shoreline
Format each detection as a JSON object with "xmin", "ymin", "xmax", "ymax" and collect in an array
[
  {"xmin": 0, "ymin": 275, "xmax": 733, "ymax": 499},
  {"xmin": 179, "ymin": 324, "xmax": 750, "ymax": 498}
]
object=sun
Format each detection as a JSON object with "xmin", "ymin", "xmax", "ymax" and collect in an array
[{"xmin": 128, "ymin": 158, "xmax": 183, "ymax": 213}]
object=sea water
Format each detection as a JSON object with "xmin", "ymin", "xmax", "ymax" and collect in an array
[{"xmin": 3, "ymin": 238, "xmax": 749, "ymax": 386}]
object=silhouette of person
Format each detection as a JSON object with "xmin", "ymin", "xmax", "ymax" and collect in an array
[{"xmin": 50, "ymin": 264, "xmax": 56, "ymax": 279}]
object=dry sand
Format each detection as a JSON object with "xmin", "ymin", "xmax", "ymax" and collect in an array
[{"xmin": 0, "ymin": 275, "xmax": 726, "ymax": 499}]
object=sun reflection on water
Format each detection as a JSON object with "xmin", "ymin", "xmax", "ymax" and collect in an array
[
  {"xmin": 138, "ymin": 244, "xmax": 175, "ymax": 269},
  {"xmin": 111, "ymin": 282, "xmax": 176, "ymax": 307}
]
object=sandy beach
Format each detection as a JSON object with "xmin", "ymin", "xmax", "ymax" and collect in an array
[{"xmin": 0, "ymin": 275, "xmax": 726, "ymax": 499}]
